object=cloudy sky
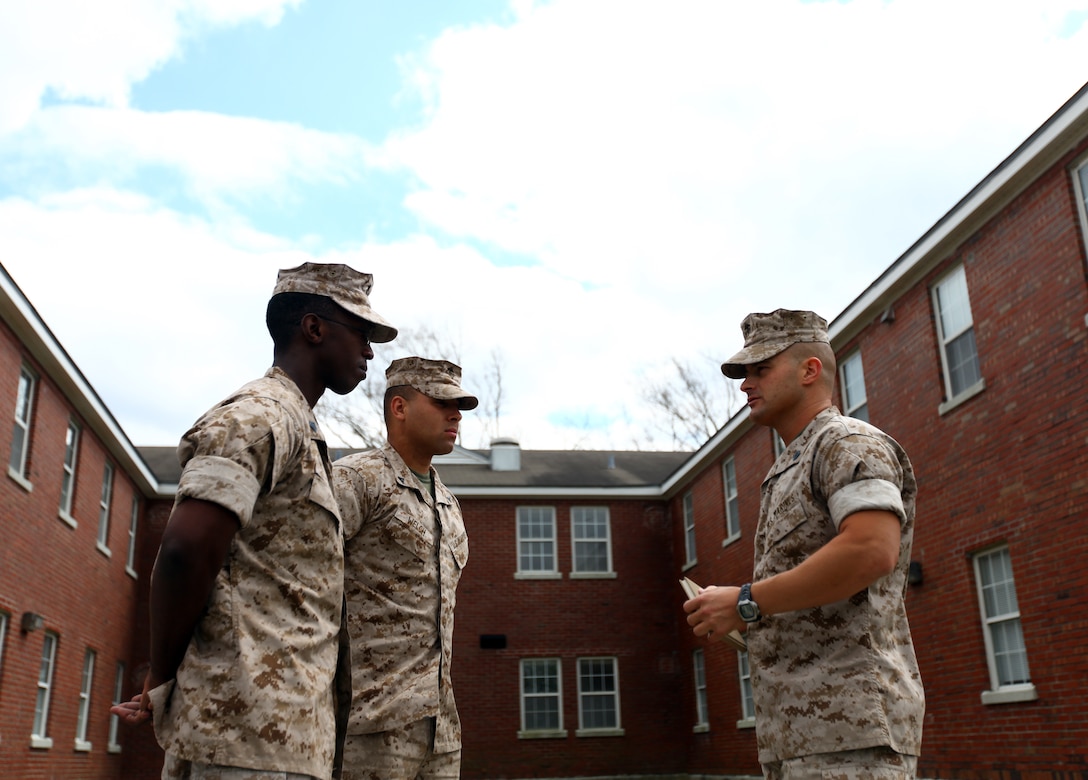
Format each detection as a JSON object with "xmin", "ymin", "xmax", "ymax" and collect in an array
[{"xmin": 2, "ymin": 0, "xmax": 1087, "ymax": 451}]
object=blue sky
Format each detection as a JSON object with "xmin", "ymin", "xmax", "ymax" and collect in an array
[{"xmin": 2, "ymin": 0, "xmax": 1087, "ymax": 450}]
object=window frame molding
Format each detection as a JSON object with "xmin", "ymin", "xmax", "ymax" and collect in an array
[
  {"xmin": 737, "ymin": 649, "xmax": 756, "ymax": 729},
  {"xmin": 932, "ymin": 264, "xmax": 986, "ymax": 414},
  {"xmin": 575, "ymin": 656, "xmax": 623, "ymax": 737},
  {"xmin": 58, "ymin": 419, "xmax": 81, "ymax": 528},
  {"xmin": 518, "ymin": 657, "xmax": 566, "ymax": 739},
  {"xmin": 96, "ymin": 462, "xmax": 114, "ymax": 556},
  {"xmin": 8, "ymin": 363, "xmax": 38, "ymax": 492},
  {"xmin": 569, "ymin": 505, "xmax": 615, "ymax": 578},
  {"xmin": 31, "ymin": 630, "xmax": 58, "ymax": 749},
  {"xmin": 839, "ymin": 350, "xmax": 869, "ymax": 422},
  {"xmin": 682, "ymin": 491, "xmax": 697, "ymax": 568},
  {"xmin": 692, "ymin": 648, "xmax": 709, "ymax": 733},
  {"xmin": 75, "ymin": 648, "xmax": 96, "ymax": 751},
  {"xmin": 721, "ymin": 456, "xmax": 740, "ymax": 546},
  {"xmin": 971, "ymin": 544, "xmax": 1038, "ymax": 705},
  {"xmin": 515, "ymin": 505, "xmax": 560, "ymax": 579},
  {"xmin": 125, "ymin": 496, "xmax": 140, "ymax": 578},
  {"xmin": 108, "ymin": 661, "xmax": 125, "ymax": 753}
]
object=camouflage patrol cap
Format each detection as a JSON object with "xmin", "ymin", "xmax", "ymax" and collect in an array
[
  {"xmin": 273, "ymin": 262, "xmax": 398, "ymax": 343},
  {"xmin": 721, "ymin": 309, "xmax": 830, "ymax": 379},
  {"xmin": 387, "ymin": 356, "xmax": 479, "ymax": 410}
]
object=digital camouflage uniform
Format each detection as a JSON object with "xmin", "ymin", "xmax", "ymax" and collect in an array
[
  {"xmin": 746, "ymin": 406, "xmax": 925, "ymax": 764},
  {"xmin": 150, "ymin": 367, "xmax": 345, "ymax": 780},
  {"xmin": 332, "ymin": 444, "xmax": 468, "ymax": 754}
]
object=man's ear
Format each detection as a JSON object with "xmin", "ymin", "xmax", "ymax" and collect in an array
[
  {"xmin": 299, "ymin": 313, "xmax": 325, "ymax": 345},
  {"xmin": 800, "ymin": 356, "xmax": 823, "ymax": 386},
  {"xmin": 388, "ymin": 393, "xmax": 408, "ymax": 421}
]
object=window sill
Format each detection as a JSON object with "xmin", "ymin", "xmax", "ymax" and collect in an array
[
  {"xmin": 938, "ymin": 378, "xmax": 986, "ymax": 416},
  {"xmin": 7, "ymin": 468, "xmax": 33, "ymax": 493},
  {"xmin": 74, "ymin": 739, "xmax": 92, "ymax": 752},
  {"xmin": 125, "ymin": 565, "xmax": 138, "ymax": 580},
  {"xmin": 981, "ymin": 683, "xmax": 1037, "ymax": 705},
  {"xmin": 30, "ymin": 735, "xmax": 53, "ymax": 750},
  {"xmin": 682, "ymin": 560, "xmax": 698, "ymax": 572},
  {"xmin": 58, "ymin": 511, "xmax": 77, "ymax": 529},
  {"xmin": 96, "ymin": 542, "xmax": 112, "ymax": 559},
  {"xmin": 514, "ymin": 572, "xmax": 562, "ymax": 580},
  {"xmin": 108, "ymin": 743, "xmax": 122, "ymax": 754},
  {"xmin": 569, "ymin": 571, "xmax": 617, "ymax": 579},
  {"xmin": 576, "ymin": 727, "xmax": 624, "ymax": 738},
  {"xmin": 736, "ymin": 716, "xmax": 756, "ymax": 730},
  {"xmin": 517, "ymin": 728, "xmax": 567, "ymax": 740},
  {"xmin": 722, "ymin": 534, "xmax": 741, "ymax": 549},
  {"xmin": 693, "ymin": 723, "xmax": 710, "ymax": 734}
]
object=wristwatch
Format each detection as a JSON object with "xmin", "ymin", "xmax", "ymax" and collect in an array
[{"xmin": 737, "ymin": 582, "xmax": 762, "ymax": 623}]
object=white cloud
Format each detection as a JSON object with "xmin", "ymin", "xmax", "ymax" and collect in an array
[
  {"xmin": 0, "ymin": 0, "xmax": 301, "ymax": 134},
  {"xmin": 4, "ymin": 105, "xmax": 375, "ymax": 205},
  {"xmin": 381, "ymin": 0, "xmax": 1088, "ymax": 297}
]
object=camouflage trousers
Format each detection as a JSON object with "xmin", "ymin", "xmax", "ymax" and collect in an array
[
  {"xmin": 162, "ymin": 754, "xmax": 319, "ymax": 780},
  {"xmin": 341, "ymin": 718, "xmax": 460, "ymax": 780},
  {"xmin": 762, "ymin": 746, "xmax": 918, "ymax": 780}
]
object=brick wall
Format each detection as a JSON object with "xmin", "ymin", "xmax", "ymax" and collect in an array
[{"xmin": 0, "ymin": 327, "xmax": 145, "ymax": 780}]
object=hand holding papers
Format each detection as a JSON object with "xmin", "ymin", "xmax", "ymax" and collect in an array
[{"xmin": 680, "ymin": 576, "xmax": 747, "ymax": 651}]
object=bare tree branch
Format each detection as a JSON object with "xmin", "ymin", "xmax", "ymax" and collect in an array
[{"xmin": 640, "ymin": 354, "xmax": 744, "ymax": 450}]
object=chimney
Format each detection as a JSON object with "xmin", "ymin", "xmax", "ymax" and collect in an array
[{"xmin": 490, "ymin": 437, "xmax": 521, "ymax": 471}]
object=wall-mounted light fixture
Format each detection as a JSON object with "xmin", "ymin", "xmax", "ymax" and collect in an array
[
  {"xmin": 21, "ymin": 611, "xmax": 45, "ymax": 633},
  {"xmin": 907, "ymin": 561, "xmax": 923, "ymax": 586}
]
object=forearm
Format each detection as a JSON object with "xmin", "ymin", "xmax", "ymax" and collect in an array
[
  {"xmin": 753, "ymin": 509, "xmax": 901, "ymax": 616},
  {"xmin": 147, "ymin": 498, "xmax": 239, "ymax": 685}
]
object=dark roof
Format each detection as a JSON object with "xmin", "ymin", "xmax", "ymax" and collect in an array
[{"xmin": 138, "ymin": 445, "xmax": 690, "ymax": 492}]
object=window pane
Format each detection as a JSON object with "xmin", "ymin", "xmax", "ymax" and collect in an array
[
  {"xmin": 992, "ymin": 620, "xmax": 1031, "ymax": 685},
  {"xmin": 946, "ymin": 329, "xmax": 982, "ymax": 395},
  {"xmin": 518, "ymin": 507, "xmax": 555, "ymax": 572},
  {"xmin": 572, "ymin": 507, "xmax": 610, "ymax": 573},
  {"xmin": 579, "ymin": 659, "xmax": 618, "ymax": 729},
  {"xmin": 937, "ymin": 267, "xmax": 973, "ymax": 337}
]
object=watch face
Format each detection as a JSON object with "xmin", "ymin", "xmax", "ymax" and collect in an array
[{"xmin": 738, "ymin": 602, "xmax": 758, "ymax": 621}]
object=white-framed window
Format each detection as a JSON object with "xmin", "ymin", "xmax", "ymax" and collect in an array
[
  {"xmin": 58, "ymin": 420, "xmax": 80, "ymax": 525},
  {"xmin": 519, "ymin": 658, "xmax": 564, "ymax": 737},
  {"xmin": 9, "ymin": 364, "xmax": 37, "ymax": 487},
  {"xmin": 75, "ymin": 648, "xmax": 96, "ymax": 751},
  {"xmin": 577, "ymin": 657, "xmax": 622, "ymax": 735},
  {"xmin": 97, "ymin": 462, "xmax": 114, "ymax": 554},
  {"xmin": 32, "ymin": 630, "xmax": 58, "ymax": 748},
  {"xmin": 692, "ymin": 648, "xmax": 709, "ymax": 732},
  {"xmin": 932, "ymin": 264, "xmax": 983, "ymax": 408},
  {"xmin": 682, "ymin": 491, "xmax": 696, "ymax": 566},
  {"xmin": 722, "ymin": 457, "xmax": 740, "ymax": 542},
  {"xmin": 571, "ymin": 506, "xmax": 613, "ymax": 576},
  {"xmin": 738, "ymin": 650, "xmax": 755, "ymax": 726},
  {"xmin": 108, "ymin": 662, "xmax": 125, "ymax": 753},
  {"xmin": 1073, "ymin": 156, "xmax": 1088, "ymax": 254},
  {"xmin": 516, "ymin": 506, "xmax": 558, "ymax": 577},
  {"xmin": 973, "ymin": 546, "xmax": 1037, "ymax": 705},
  {"xmin": 125, "ymin": 496, "xmax": 140, "ymax": 577},
  {"xmin": 840, "ymin": 351, "xmax": 869, "ymax": 422}
]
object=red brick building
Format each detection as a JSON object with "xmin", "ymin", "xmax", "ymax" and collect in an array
[{"xmin": 3, "ymin": 79, "xmax": 1088, "ymax": 778}]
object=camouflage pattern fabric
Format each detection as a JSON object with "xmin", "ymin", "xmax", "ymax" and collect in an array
[
  {"xmin": 340, "ymin": 718, "xmax": 461, "ymax": 780},
  {"xmin": 150, "ymin": 367, "xmax": 345, "ymax": 780},
  {"xmin": 332, "ymin": 445, "xmax": 467, "ymax": 755},
  {"xmin": 747, "ymin": 407, "xmax": 924, "ymax": 764},
  {"xmin": 721, "ymin": 308, "xmax": 830, "ymax": 379}
]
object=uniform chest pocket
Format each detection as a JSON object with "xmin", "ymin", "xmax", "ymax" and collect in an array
[
  {"xmin": 445, "ymin": 528, "xmax": 469, "ymax": 570},
  {"xmin": 383, "ymin": 510, "xmax": 435, "ymax": 562}
]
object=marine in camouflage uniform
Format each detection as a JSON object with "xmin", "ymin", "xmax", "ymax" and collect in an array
[
  {"xmin": 686, "ymin": 309, "xmax": 924, "ymax": 779},
  {"xmin": 332, "ymin": 357, "xmax": 477, "ymax": 780},
  {"xmin": 114, "ymin": 263, "xmax": 397, "ymax": 780}
]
